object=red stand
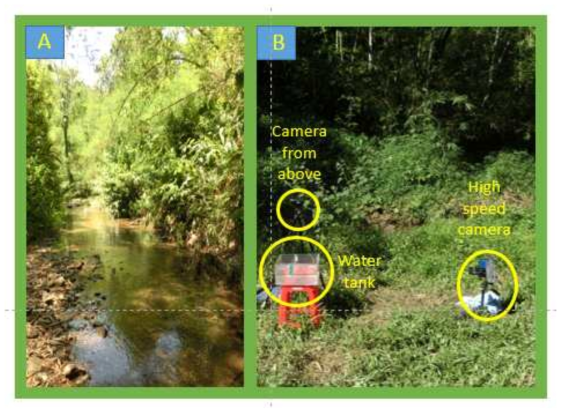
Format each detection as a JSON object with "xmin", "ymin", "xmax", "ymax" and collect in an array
[{"xmin": 278, "ymin": 286, "xmax": 322, "ymax": 328}]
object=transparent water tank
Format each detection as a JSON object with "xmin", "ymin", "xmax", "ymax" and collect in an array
[{"xmin": 274, "ymin": 254, "xmax": 320, "ymax": 286}]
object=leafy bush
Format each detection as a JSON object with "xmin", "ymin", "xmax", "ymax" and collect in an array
[
  {"xmin": 481, "ymin": 150, "xmax": 535, "ymax": 194},
  {"xmin": 102, "ymin": 165, "xmax": 143, "ymax": 218},
  {"xmin": 97, "ymin": 27, "xmax": 244, "ymax": 257}
]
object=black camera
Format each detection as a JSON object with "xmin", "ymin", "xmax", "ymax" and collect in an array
[
  {"xmin": 468, "ymin": 266, "xmax": 487, "ymax": 279},
  {"xmin": 468, "ymin": 259, "xmax": 497, "ymax": 285}
]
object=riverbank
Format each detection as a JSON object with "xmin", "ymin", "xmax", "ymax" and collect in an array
[{"xmin": 26, "ymin": 246, "xmax": 106, "ymax": 387}]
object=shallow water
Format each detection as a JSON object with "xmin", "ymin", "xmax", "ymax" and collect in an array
[{"xmin": 60, "ymin": 202, "xmax": 243, "ymax": 387}]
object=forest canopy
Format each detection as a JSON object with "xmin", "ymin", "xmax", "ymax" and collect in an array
[{"xmin": 260, "ymin": 27, "xmax": 535, "ymax": 153}]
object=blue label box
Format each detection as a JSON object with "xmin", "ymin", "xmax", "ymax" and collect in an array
[
  {"xmin": 257, "ymin": 26, "xmax": 296, "ymax": 60},
  {"xmin": 26, "ymin": 26, "xmax": 65, "ymax": 59}
]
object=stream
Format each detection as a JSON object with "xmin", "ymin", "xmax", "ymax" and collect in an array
[{"xmin": 60, "ymin": 201, "xmax": 243, "ymax": 387}]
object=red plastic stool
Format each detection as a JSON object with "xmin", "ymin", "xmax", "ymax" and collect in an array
[{"xmin": 278, "ymin": 286, "xmax": 322, "ymax": 328}]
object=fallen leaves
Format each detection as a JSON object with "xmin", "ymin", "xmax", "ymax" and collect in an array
[{"xmin": 26, "ymin": 247, "xmax": 104, "ymax": 387}]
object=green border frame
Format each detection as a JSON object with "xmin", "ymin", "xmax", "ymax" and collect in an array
[{"xmin": 15, "ymin": 15, "xmax": 546, "ymax": 399}]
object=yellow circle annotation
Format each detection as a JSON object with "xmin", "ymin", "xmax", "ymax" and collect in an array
[
  {"xmin": 276, "ymin": 188, "xmax": 321, "ymax": 232},
  {"xmin": 456, "ymin": 249, "xmax": 519, "ymax": 323},
  {"xmin": 258, "ymin": 235, "xmax": 335, "ymax": 308}
]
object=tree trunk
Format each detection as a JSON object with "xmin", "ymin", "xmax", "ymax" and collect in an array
[
  {"xmin": 482, "ymin": 28, "xmax": 501, "ymax": 107},
  {"xmin": 62, "ymin": 117, "xmax": 73, "ymax": 184},
  {"xmin": 368, "ymin": 27, "xmax": 373, "ymax": 70}
]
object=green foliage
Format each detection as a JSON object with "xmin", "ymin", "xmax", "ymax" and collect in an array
[
  {"xmin": 261, "ymin": 27, "xmax": 535, "ymax": 154},
  {"xmin": 102, "ymin": 165, "xmax": 142, "ymax": 218},
  {"xmin": 482, "ymin": 150, "xmax": 535, "ymax": 194},
  {"xmin": 26, "ymin": 62, "xmax": 64, "ymax": 241},
  {"xmin": 98, "ymin": 27, "xmax": 244, "ymax": 255},
  {"xmin": 26, "ymin": 27, "xmax": 244, "ymax": 264},
  {"xmin": 331, "ymin": 129, "xmax": 461, "ymax": 221}
]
